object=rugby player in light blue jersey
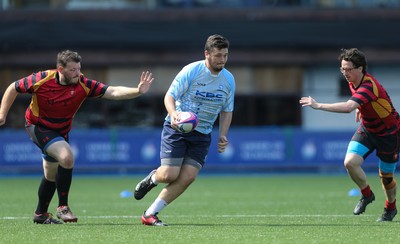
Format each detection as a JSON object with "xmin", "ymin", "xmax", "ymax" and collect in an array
[{"xmin": 134, "ymin": 34, "xmax": 235, "ymax": 226}]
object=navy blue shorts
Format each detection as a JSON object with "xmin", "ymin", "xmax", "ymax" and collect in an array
[{"xmin": 160, "ymin": 121, "xmax": 211, "ymax": 167}]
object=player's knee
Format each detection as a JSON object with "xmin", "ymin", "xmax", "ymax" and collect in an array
[
  {"xmin": 380, "ymin": 176, "xmax": 396, "ymax": 190},
  {"xmin": 344, "ymin": 158, "xmax": 356, "ymax": 170},
  {"xmin": 184, "ymin": 174, "xmax": 197, "ymax": 186},
  {"xmin": 158, "ymin": 171, "xmax": 179, "ymax": 183},
  {"xmin": 379, "ymin": 161, "xmax": 397, "ymax": 190},
  {"xmin": 179, "ymin": 168, "xmax": 198, "ymax": 186},
  {"xmin": 380, "ymin": 171, "xmax": 397, "ymax": 190},
  {"xmin": 46, "ymin": 141, "xmax": 74, "ymax": 168},
  {"xmin": 159, "ymin": 174, "xmax": 178, "ymax": 183},
  {"xmin": 58, "ymin": 154, "xmax": 74, "ymax": 169},
  {"xmin": 343, "ymin": 159, "xmax": 350, "ymax": 169}
]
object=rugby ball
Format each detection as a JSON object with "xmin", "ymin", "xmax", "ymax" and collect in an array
[{"xmin": 176, "ymin": 112, "xmax": 199, "ymax": 133}]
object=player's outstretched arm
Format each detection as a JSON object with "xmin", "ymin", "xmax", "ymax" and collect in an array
[
  {"xmin": 103, "ymin": 71, "xmax": 154, "ymax": 100},
  {"xmin": 0, "ymin": 83, "xmax": 19, "ymax": 126},
  {"xmin": 299, "ymin": 96, "xmax": 359, "ymax": 113}
]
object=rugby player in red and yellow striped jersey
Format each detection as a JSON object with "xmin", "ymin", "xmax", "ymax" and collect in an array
[
  {"xmin": 300, "ymin": 48, "xmax": 400, "ymax": 222},
  {"xmin": 0, "ymin": 50, "xmax": 154, "ymax": 224}
]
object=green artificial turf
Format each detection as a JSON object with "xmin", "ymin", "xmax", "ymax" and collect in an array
[{"xmin": 0, "ymin": 174, "xmax": 398, "ymax": 243}]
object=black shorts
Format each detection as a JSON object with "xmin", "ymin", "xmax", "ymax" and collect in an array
[
  {"xmin": 25, "ymin": 124, "xmax": 68, "ymax": 162},
  {"xmin": 351, "ymin": 126, "xmax": 400, "ymax": 163}
]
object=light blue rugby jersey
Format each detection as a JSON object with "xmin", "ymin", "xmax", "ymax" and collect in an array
[{"xmin": 165, "ymin": 60, "xmax": 235, "ymax": 134}]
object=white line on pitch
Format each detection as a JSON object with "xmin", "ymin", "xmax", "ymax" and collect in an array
[{"xmin": 0, "ymin": 214, "xmax": 370, "ymax": 220}]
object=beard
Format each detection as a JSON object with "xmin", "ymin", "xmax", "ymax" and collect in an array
[
  {"xmin": 206, "ymin": 56, "xmax": 225, "ymax": 74},
  {"xmin": 210, "ymin": 64, "xmax": 224, "ymax": 73},
  {"xmin": 64, "ymin": 76, "xmax": 79, "ymax": 85}
]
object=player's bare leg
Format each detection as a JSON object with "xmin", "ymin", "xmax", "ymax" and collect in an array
[
  {"xmin": 344, "ymin": 153, "xmax": 375, "ymax": 215},
  {"xmin": 344, "ymin": 154, "xmax": 367, "ymax": 188},
  {"xmin": 157, "ymin": 164, "xmax": 199, "ymax": 203},
  {"xmin": 141, "ymin": 164, "xmax": 199, "ymax": 226}
]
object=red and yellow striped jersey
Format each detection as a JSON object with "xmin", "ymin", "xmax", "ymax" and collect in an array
[
  {"xmin": 15, "ymin": 69, "xmax": 108, "ymax": 135},
  {"xmin": 349, "ymin": 73, "xmax": 400, "ymax": 136}
]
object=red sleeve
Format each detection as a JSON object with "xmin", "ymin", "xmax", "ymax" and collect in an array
[
  {"xmin": 15, "ymin": 71, "xmax": 49, "ymax": 94},
  {"xmin": 81, "ymin": 76, "xmax": 109, "ymax": 97}
]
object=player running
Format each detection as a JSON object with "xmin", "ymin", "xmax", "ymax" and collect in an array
[
  {"xmin": 300, "ymin": 48, "xmax": 400, "ymax": 222},
  {"xmin": 0, "ymin": 50, "xmax": 154, "ymax": 224},
  {"xmin": 133, "ymin": 34, "xmax": 235, "ymax": 226}
]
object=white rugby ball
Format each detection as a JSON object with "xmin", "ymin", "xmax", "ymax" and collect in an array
[{"xmin": 176, "ymin": 112, "xmax": 199, "ymax": 133}]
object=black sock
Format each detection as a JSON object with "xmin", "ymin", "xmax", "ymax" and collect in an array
[
  {"xmin": 35, "ymin": 177, "xmax": 56, "ymax": 214},
  {"xmin": 56, "ymin": 166, "xmax": 73, "ymax": 207}
]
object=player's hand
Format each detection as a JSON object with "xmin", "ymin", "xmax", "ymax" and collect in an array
[
  {"xmin": 170, "ymin": 111, "xmax": 180, "ymax": 130},
  {"xmin": 218, "ymin": 136, "xmax": 229, "ymax": 153},
  {"xmin": 138, "ymin": 71, "xmax": 154, "ymax": 95},
  {"xmin": 299, "ymin": 96, "xmax": 318, "ymax": 109}
]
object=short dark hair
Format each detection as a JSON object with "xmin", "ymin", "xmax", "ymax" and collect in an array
[
  {"xmin": 338, "ymin": 48, "xmax": 367, "ymax": 74},
  {"xmin": 57, "ymin": 50, "xmax": 82, "ymax": 67},
  {"xmin": 204, "ymin": 34, "xmax": 229, "ymax": 52}
]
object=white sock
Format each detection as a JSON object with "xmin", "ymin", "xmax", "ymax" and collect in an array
[
  {"xmin": 145, "ymin": 198, "xmax": 168, "ymax": 216},
  {"xmin": 151, "ymin": 174, "xmax": 158, "ymax": 185}
]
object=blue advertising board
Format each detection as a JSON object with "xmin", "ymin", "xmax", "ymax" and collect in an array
[{"xmin": 0, "ymin": 127, "xmax": 379, "ymax": 174}]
